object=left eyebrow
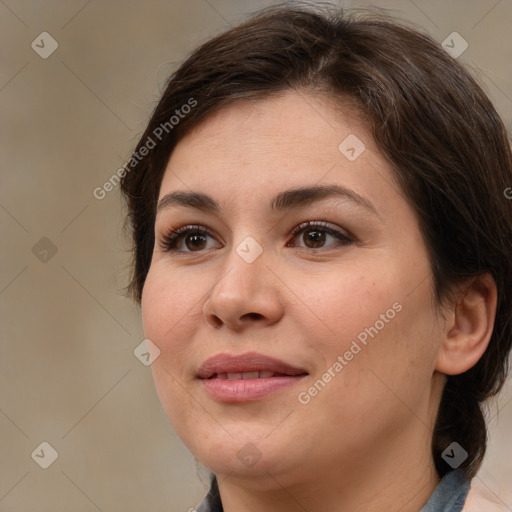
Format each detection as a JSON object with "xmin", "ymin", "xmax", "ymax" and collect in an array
[
  {"xmin": 270, "ymin": 184, "xmax": 381, "ymax": 218},
  {"xmin": 156, "ymin": 184, "xmax": 381, "ymax": 219}
]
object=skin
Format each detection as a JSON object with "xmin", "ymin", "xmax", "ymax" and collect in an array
[{"xmin": 141, "ymin": 90, "xmax": 497, "ymax": 512}]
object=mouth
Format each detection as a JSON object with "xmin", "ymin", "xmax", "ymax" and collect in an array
[
  {"xmin": 207, "ymin": 370, "xmax": 301, "ymax": 380},
  {"xmin": 197, "ymin": 352, "xmax": 308, "ymax": 403}
]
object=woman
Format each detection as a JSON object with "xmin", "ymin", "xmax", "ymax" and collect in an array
[{"xmin": 120, "ymin": 3, "xmax": 512, "ymax": 511}]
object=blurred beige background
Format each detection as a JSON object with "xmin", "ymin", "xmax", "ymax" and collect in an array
[{"xmin": 1, "ymin": 0, "xmax": 511, "ymax": 511}]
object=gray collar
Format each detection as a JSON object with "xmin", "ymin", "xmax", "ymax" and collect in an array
[{"xmin": 419, "ymin": 469, "xmax": 471, "ymax": 512}]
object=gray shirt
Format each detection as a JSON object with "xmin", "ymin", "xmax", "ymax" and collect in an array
[{"xmin": 195, "ymin": 470, "xmax": 471, "ymax": 512}]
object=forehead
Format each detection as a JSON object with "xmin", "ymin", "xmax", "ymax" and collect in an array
[
  {"xmin": 158, "ymin": 90, "xmax": 402, "ymax": 218},
  {"xmin": 171, "ymin": 91, "xmax": 367, "ymax": 161}
]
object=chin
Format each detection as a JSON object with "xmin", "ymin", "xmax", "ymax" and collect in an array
[{"xmin": 189, "ymin": 433, "xmax": 293, "ymax": 480}]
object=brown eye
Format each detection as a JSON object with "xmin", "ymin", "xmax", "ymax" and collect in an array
[
  {"xmin": 160, "ymin": 225, "xmax": 220, "ymax": 253},
  {"xmin": 288, "ymin": 221, "xmax": 353, "ymax": 250},
  {"xmin": 185, "ymin": 233, "xmax": 207, "ymax": 251},
  {"xmin": 303, "ymin": 229, "xmax": 326, "ymax": 248}
]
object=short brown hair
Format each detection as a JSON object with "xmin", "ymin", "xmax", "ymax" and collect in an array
[{"xmin": 121, "ymin": 1, "xmax": 512, "ymax": 479}]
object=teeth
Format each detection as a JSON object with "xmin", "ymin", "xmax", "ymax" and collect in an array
[
  {"xmin": 216, "ymin": 371, "xmax": 276, "ymax": 380},
  {"xmin": 242, "ymin": 371, "xmax": 260, "ymax": 379}
]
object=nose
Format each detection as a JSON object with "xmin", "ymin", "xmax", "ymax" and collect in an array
[{"xmin": 202, "ymin": 245, "xmax": 284, "ymax": 331}]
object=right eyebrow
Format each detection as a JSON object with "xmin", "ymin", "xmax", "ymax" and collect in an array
[{"xmin": 157, "ymin": 191, "xmax": 220, "ymax": 214}]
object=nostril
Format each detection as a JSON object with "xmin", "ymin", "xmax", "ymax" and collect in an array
[
  {"xmin": 243, "ymin": 312, "xmax": 263, "ymax": 320},
  {"xmin": 204, "ymin": 311, "xmax": 223, "ymax": 328},
  {"xmin": 210, "ymin": 316, "xmax": 223, "ymax": 327}
]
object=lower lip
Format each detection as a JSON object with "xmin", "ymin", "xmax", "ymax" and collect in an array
[{"xmin": 200, "ymin": 375, "xmax": 307, "ymax": 403}]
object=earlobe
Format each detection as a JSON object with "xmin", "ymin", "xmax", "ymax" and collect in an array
[{"xmin": 435, "ymin": 273, "xmax": 497, "ymax": 376}]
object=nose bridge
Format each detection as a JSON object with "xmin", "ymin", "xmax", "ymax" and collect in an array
[
  {"xmin": 204, "ymin": 234, "xmax": 283, "ymax": 328},
  {"xmin": 214, "ymin": 234, "xmax": 266, "ymax": 296}
]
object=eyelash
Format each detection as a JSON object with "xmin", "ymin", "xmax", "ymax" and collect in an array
[{"xmin": 159, "ymin": 221, "xmax": 354, "ymax": 253}]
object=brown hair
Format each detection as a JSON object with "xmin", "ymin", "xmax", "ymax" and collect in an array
[{"xmin": 120, "ymin": 1, "xmax": 512, "ymax": 479}]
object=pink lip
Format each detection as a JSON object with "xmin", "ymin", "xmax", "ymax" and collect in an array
[{"xmin": 197, "ymin": 352, "xmax": 308, "ymax": 403}]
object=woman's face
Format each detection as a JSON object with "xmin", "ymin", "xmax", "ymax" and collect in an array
[{"xmin": 141, "ymin": 90, "xmax": 447, "ymax": 487}]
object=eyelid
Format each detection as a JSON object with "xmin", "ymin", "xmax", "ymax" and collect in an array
[
  {"xmin": 287, "ymin": 220, "xmax": 354, "ymax": 248},
  {"xmin": 158, "ymin": 224, "xmax": 216, "ymax": 253},
  {"xmin": 289, "ymin": 220, "xmax": 350, "ymax": 239},
  {"xmin": 158, "ymin": 220, "xmax": 354, "ymax": 253}
]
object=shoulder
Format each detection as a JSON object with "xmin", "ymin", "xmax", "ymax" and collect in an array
[{"xmin": 463, "ymin": 478, "xmax": 509, "ymax": 512}]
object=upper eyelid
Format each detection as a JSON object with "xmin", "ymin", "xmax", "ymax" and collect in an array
[
  {"xmin": 158, "ymin": 224, "xmax": 214, "ymax": 244},
  {"xmin": 289, "ymin": 220, "xmax": 350, "ymax": 236},
  {"xmin": 158, "ymin": 221, "xmax": 353, "ymax": 251},
  {"xmin": 160, "ymin": 221, "xmax": 344, "ymax": 239}
]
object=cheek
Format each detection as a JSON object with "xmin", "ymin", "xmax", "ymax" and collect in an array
[
  {"xmin": 289, "ymin": 263, "xmax": 395, "ymax": 353},
  {"xmin": 292, "ymin": 260, "xmax": 438, "ymax": 398},
  {"xmin": 141, "ymin": 263, "xmax": 204, "ymax": 352},
  {"xmin": 141, "ymin": 266, "xmax": 207, "ymax": 431},
  {"xmin": 141, "ymin": 265, "xmax": 204, "ymax": 399}
]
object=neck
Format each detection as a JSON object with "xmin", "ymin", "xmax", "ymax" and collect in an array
[{"xmin": 216, "ymin": 425, "xmax": 441, "ymax": 512}]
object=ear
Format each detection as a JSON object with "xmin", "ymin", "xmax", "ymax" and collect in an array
[{"xmin": 435, "ymin": 273, "xmax": 497, "ymax": 375}]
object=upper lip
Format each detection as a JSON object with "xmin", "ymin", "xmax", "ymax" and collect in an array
[{"xmin": 197, "ymin": 352, "xmax": 308, "ymax": 379}]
